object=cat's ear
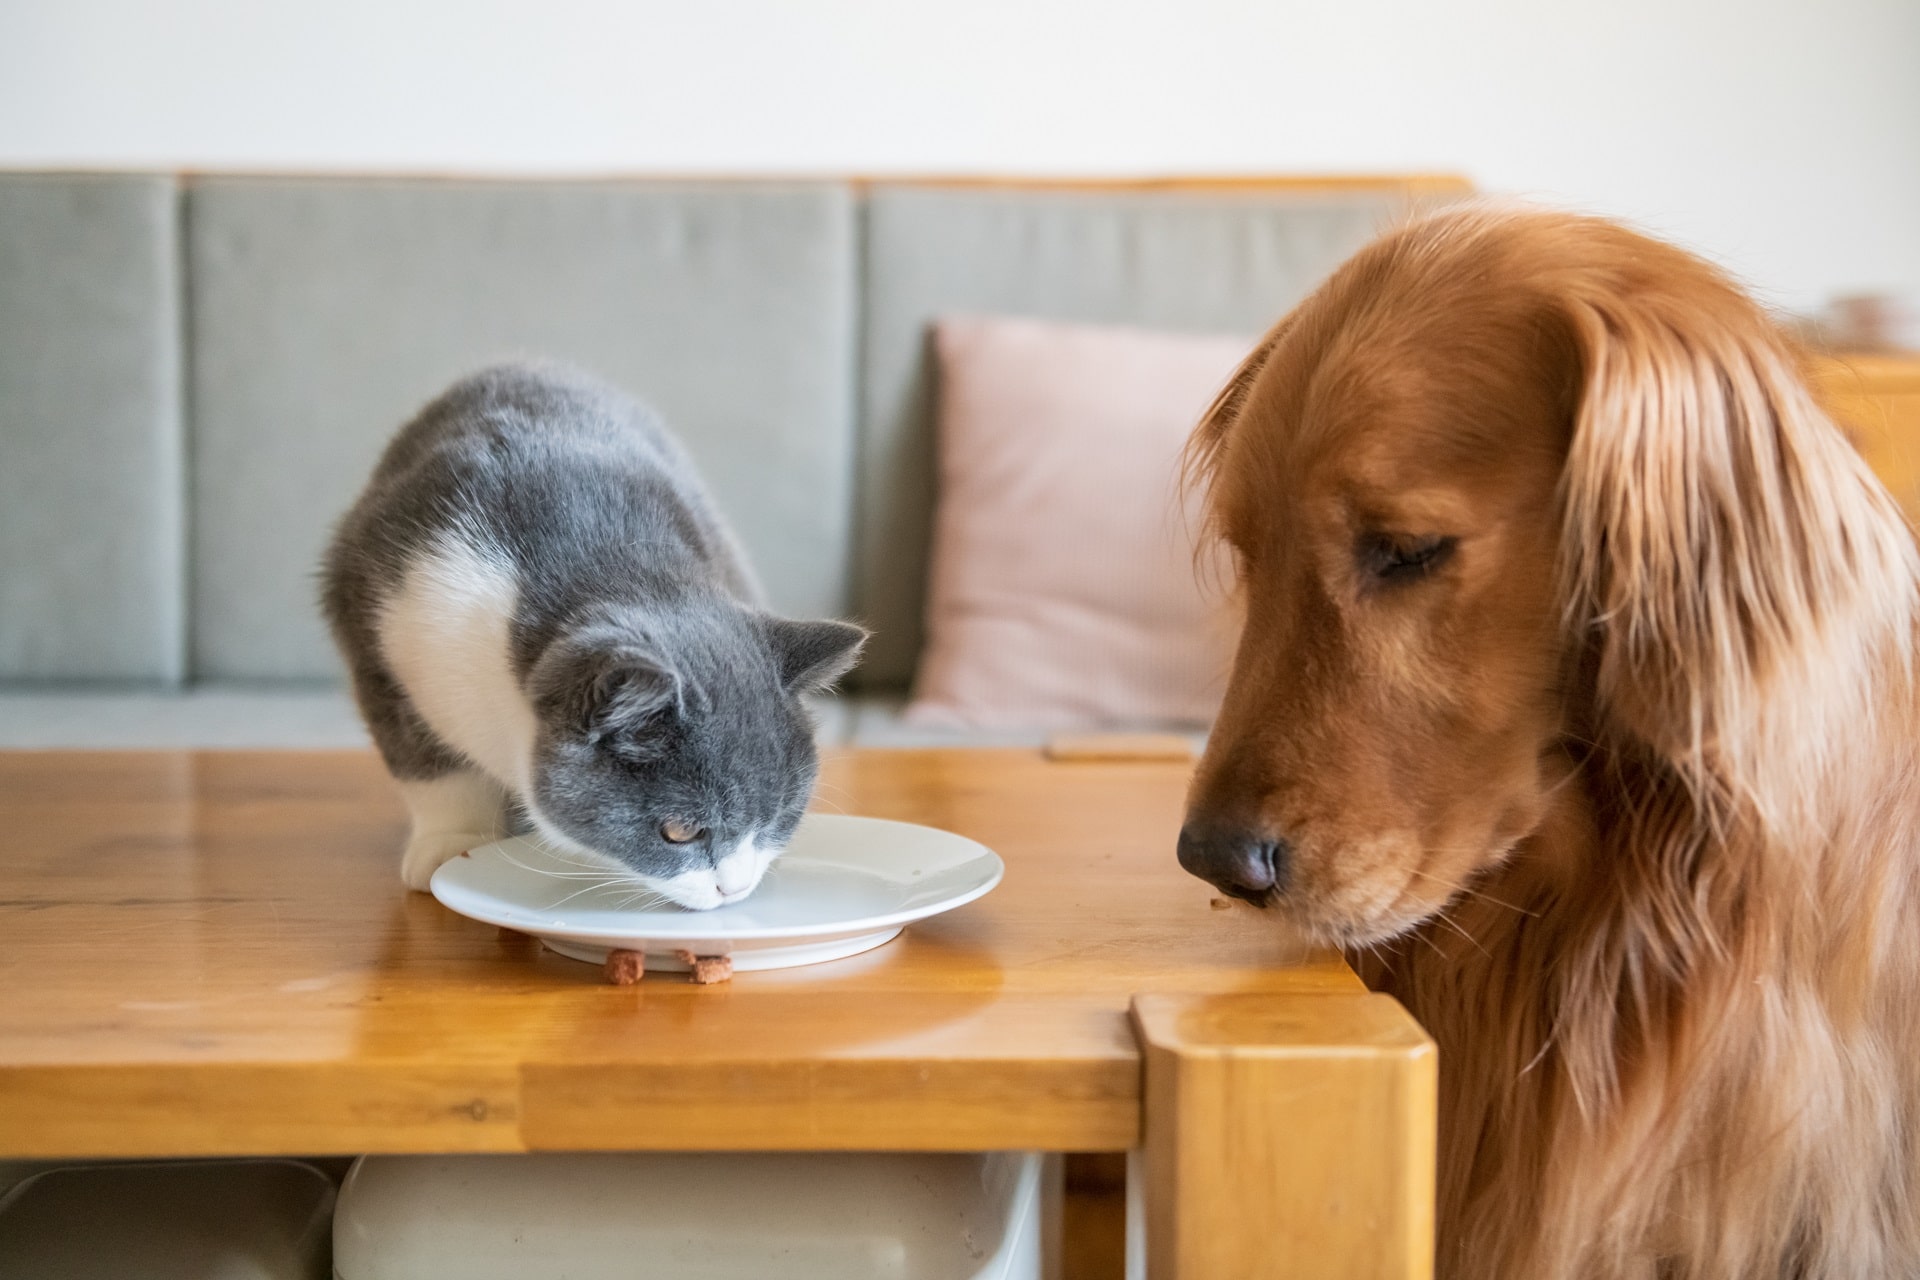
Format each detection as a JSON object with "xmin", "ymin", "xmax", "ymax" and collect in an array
[
  {"xmin": 765, "ymin": 618, "xmax": 868, "ymax": 694},
  {"xmin": 531, "ymin": 642, "xmax": 682, "ymax": 741},
  {"xmin": 584, "ymin": 651, "xmax": 682, "ymax": 739}
]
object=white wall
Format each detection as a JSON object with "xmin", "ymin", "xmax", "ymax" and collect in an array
[{"xmin": 2, "ymin": 0, "xmax": 1915, "ymax": 311}]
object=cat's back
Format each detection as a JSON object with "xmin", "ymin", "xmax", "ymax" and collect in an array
[
  {"xmin": 369, "ymin": 362, "xmax": 683, "ymax": 495},
  {"xmin": 324, "ymin": 363, "xmax": 757, "ymax": 622}
]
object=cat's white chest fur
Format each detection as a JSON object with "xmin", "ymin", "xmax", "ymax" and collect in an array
[{"xmin": 378, "ymin": 534, "xmax": 537, "ymax": 794}]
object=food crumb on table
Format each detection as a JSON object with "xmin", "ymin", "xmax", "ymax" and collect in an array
[
  {"xmin": 677, "ymin": 950, "xmax": 734, "ymax": 984},
  {"xmin": 604, "ymin": 949, "xmax": 646, "ymax": 985},
  {"xmin": 690, "ymin": 956, "xmax": 733, "ymax": 984}
]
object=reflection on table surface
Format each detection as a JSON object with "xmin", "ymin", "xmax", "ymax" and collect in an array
[{"xmin": 0, "ymin": 748, "xmax": 1356, "ymax": 1158}]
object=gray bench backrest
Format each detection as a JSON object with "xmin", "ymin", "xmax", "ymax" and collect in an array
[
  {"xmin": 0, "ymin": 174, "xmax": 1436, "ymax": 691},
  {"xmin": 187, "ymin": 178, "xmax": 855, "ymax": 681},
  {"xmin": 0, "ymin": 176, "xmax": 183, "ymax": 682}
]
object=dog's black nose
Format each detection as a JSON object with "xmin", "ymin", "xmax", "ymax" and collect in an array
[{"xmin": 1177, "ymin": 823, "xmax": 1289, "ymax": 903}]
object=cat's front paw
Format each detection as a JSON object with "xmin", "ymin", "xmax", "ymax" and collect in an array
[{"xmin": 401, "ymin": 830, "xmax": 496, "ymax": 892}]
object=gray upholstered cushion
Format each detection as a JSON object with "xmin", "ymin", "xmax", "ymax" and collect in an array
[
  {"xmin": 854, "ymin": 186, "xmax": 1423, "ymax": 688},
  {"xmin": 186, "ymin": 178, "xmax": 856, "ymax": 681},
  {"xmin": 0, "ymin": 174, "xmax": 183, "ymax": 682}
]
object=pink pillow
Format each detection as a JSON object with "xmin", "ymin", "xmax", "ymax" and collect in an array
[{"xmin": 905, "ymin": 315, "xmax": 1250, "ymax": 730}]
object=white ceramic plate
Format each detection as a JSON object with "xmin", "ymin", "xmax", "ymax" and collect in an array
[{"xmin": 431, "ymin": 813, "xmax": 1004, "ymax": 972}]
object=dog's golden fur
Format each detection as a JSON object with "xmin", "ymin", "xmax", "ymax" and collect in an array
[{"xmin": 1185, "ymin": 203, "xmax": 1920, "ymax": 1277}]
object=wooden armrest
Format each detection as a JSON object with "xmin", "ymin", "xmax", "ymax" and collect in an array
[{"xmin": 1131, "ymin": 992, "xmax": 1436, "ymax": 1278}]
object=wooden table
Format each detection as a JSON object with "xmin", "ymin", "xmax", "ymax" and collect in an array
[{"xmin": 0, "ymin": 749, "xmax": 1434, "ymax": 1278}]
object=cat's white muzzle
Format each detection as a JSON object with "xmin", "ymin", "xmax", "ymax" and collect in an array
[{"xmin": 651, "ymin": 837, "xmax": 778, "ymax": 911}]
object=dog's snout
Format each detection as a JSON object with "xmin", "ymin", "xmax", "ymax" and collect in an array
[{"xmin": 1177, "ymin": 822, "xmax": 1290, "ymax": 904}]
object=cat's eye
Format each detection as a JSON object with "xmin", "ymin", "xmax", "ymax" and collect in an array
[
  {"xmin": 1358, "ymin": 533, "xmax": 1457, "ymax": 585},
  {"xmin": 660, "ymin": 819, "xmax": 704, "ymax": 844}
]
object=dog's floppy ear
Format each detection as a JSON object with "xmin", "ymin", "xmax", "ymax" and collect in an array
[
  {"xmin": 1183, "ymin": 319, "xmax": 1289, "ymax": 498},
  {"xmin": 1183, "ymin": 319, "xmax": 1294, "ymax": 571},
  {"xmin": 1554, "ymin": 272, "xmax": 1916, "ymax": 799}
]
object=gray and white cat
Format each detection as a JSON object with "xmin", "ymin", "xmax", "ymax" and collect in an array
[{"xmin": 321, "ymin": 363, "xmax": 866, "ymax": 909}]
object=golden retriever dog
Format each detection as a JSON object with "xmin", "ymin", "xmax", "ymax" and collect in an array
[{"xmin": 1178, "ymin": 203, "xmax": 1920, "ymax": 1278}]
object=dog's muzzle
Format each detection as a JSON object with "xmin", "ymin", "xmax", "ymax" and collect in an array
[{"xmin": 1176, "ymin": 822, "xmax": 1290, "ymax": 904}]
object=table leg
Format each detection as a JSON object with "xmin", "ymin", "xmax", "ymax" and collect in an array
[{"xmin": 1130, "ymin": 993, "xmax": 1436, "ymax": 1279}]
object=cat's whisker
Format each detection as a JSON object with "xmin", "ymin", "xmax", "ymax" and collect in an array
[
  {"xmin": 523, "ymin": 833, "xmax": 612, "ymax": 864},
  {"xmin": 493, "ymin": 843, "xmax": 651, "ymax": 905},
  {"xmin": 541, "ymin": 877, "xmax": 646, "ymax": 910},
  {"xmin": 495, "ymin": 849, "xmax": 630, "ymax": 881},
  {"xmin": 809, "ymin": 781, "xmax": 860, "ymax": 817},
  {"xmin": 513, "ymin": 838, "xmax": 632, "ymax": 877}
]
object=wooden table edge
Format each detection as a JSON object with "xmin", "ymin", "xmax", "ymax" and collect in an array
[{"xmin": 0, "ymin": 990, "xmax": 1421, "ymax": 1163}]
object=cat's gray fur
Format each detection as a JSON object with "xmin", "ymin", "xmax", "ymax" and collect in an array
[{"xmin": 322, "ymin": 362, "xmax": 866, "ymax": 907}]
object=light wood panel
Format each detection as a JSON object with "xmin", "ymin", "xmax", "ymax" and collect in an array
[
  {"xmin": 0, "ymin": 749, "xmax": 1358, "ymax": 1158},
  {"xmin": 1133, "ymin": 993, "xmax": 1436, "ymax": 1280},
  {"xmin": 115, "ymin": 170, "xmax": 1469, "ymax": 199},
  {"xmin": 1816, "ymin": 351, "xmax": 1920, "ymax": 525},
  {"xmin": 853, "ymin": 173, "xmax": 1472, "ymax": 198}
]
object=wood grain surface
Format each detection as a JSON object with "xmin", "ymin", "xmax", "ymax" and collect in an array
[
  {"xmin": 0, "ymin": 749, "xmax": 1359, "ymax": 1159},
  {"xmin": 1134, "ymin": 993, "xmax": 1436, "ymax": 1279}
]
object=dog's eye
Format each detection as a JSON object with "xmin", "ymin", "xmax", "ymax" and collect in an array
[
  {"xmin": 1359, "ymin": 533, "xmax": 1457, "ymax": 584},
  {"xmin": 660, "ymin": 819, "xmax": 705, "ymax": 844}
]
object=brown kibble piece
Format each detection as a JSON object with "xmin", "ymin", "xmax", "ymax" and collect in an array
[
  {"xmin": 689, "ymin": 955, "xmax": 733, "ymax": 985},
  {"xmin": 1209, "ymin": 897, "xmax": 1233, "ymax": 911},
  {"xmin": 672, "ymin": 949, "xmax": 732, "ymax": 984},
  {"xmin": 604, "ymin": 949, "xmax": 646, "ymax": 985}
]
